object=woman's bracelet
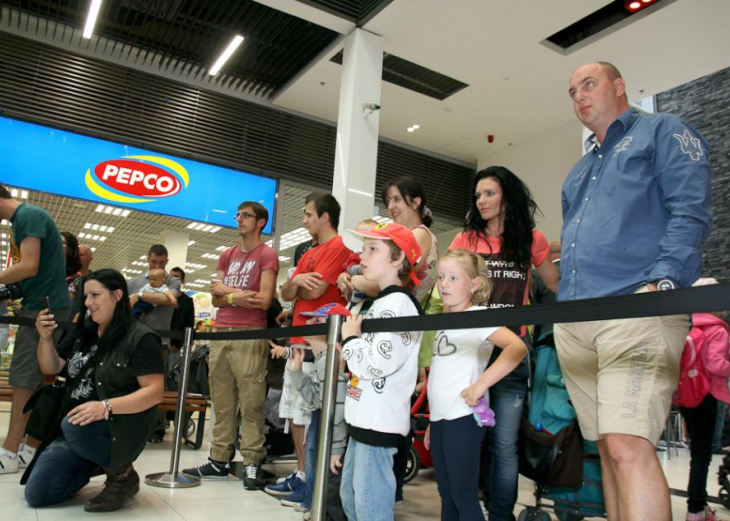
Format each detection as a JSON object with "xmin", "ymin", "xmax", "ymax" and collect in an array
[{"xmin": 102, "ymin": 399, "xmax": 113, "ymax": 420}]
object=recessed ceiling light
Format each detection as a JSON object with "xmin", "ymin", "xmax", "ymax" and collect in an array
[
  {"xmin": 209, "ymin": 35, "xmax": 245, "ymax": 76},
  {"xmin": 82, "ymin": 0, "xmax": 103, "ymax": 39},
  {"xmin": 188, "ymin": 240, "xmax": 196, "ymax": 246},
  {"xmin": 406, "ymin": 127, "xmax": 415, "ymax": 133},
  {"xmin": 412, "ymin": 124, "xmax": 420, "ymax": 130}
]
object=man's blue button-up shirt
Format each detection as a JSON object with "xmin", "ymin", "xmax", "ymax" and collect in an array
[{"xmin": 558, "ymin": 107, "xmax": 712, "ymax": 301}]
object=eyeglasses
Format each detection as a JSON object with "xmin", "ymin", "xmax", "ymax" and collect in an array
[{"xmin": 234, "ymin": 212, "xmax": 256, "ymax": 221}]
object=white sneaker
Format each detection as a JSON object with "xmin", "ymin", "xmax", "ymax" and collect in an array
[
  {"xmin": 17, "ymin": 444, "xmax": 36, "ymax": 469},
  {"xmin": 0, "ymin": 448, "xmax": 19, "ymax": 475}
]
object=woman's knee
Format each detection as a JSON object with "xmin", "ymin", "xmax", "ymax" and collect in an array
[{"xmin": 25, "ymin": 480, "xmax": 52, "ymax": 507}]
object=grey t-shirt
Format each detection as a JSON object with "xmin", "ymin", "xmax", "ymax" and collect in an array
[{"xmin": 127, "ymin": 272, "xmax": 181, "ymax": 346}]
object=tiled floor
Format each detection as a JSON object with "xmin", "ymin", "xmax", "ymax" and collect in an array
[{"xmin": 1, "ymin": 410, "xmax": 729, "ymax": 520}]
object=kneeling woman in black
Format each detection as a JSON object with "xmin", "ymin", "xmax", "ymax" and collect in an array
[{"xmin": 26, "ymin": 269, "xmax": 164, "ymax": 512}]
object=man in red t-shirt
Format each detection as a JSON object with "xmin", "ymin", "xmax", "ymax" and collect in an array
[
  {"xmin": 183, "ymin": 201, "xmax": 278, "ymax": 490},
  {"xmin": 271, "ymin": 193, "xmax": 351, "ymax": 502}
]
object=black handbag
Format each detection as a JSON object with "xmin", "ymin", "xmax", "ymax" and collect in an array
[
  {"xmin": 518, "ymin": 416, "xmax": 584, "ymax": 489},
  {"xmin": 23, "ymin": 377, "xmax": 67, "ymax": 441}
]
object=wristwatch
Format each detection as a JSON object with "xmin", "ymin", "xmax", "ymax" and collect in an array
[
  {"xmin": 227, "ymin": 293, "xmax": 235, "ymax": 305},
  {"xmin": 650, "ymin": 279, "xmax": 676, "ymax": 291}
]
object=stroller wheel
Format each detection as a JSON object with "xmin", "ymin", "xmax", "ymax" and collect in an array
[
  {"xmin": 517, "ymin": 509, "xmax": 549, "ymax": 521},
  {"xmin": 720, "ymin": 488, "xmax": 730, "ymax": 509},
  {"xmin": 186, "ymin": 417, "xmax": 196, "ymax": 438},
  {"xmin": 403, "ymin": 445, "xmax": 421, "ymax": 484}
]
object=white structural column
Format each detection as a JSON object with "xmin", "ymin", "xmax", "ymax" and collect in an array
[
  {"xmin": 161, "ymin": 230, "xmax": 189, "ymax": 274},
  {"xmin": 332, "ymin": 28, "xmax": 384, "ymax": 239}
]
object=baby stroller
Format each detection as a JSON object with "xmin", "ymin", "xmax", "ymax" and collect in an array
[
  {"xmin": 517, "ymin": 334, "xmax": 607, "ymax": 521},
  {"xmin": 404, "ymin": 377, "xmax": 433, "ymax": 483},
  {"xmin": 718, "ymin": 453, "xmax": 730, "ymax": 508}
]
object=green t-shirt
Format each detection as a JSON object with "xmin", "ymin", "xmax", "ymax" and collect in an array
[{"xmin": 10, "ymin": 203, "xmax": 72, "ymax": 311}]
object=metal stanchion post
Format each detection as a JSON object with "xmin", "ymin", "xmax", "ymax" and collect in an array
[
  {"xmin": 145, "ymin": 327, "xmax": 201, "ymax": 488},
  {"xmin": 311, "ymin": 314, "xmax": 344, "ymax": 521}
]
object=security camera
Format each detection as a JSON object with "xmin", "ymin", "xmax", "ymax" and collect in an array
[{"xmin": 362, "ymin": 103, "xmax": 381, "ymax": 112}]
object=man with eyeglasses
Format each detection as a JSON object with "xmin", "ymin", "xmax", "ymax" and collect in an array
[{"xmin": 183, "ymin": 201, "xmax": 278, "ymax": 490}]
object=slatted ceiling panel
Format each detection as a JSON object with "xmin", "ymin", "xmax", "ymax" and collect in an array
[
  {"xmin": 0, "ymin": 31, "xmax": 472, "ymax": 239},
  {"xmin": 296, "ymin": 0, "xmax": 391, "ymax": 24},
  {"xmin": 0, "ymin": 0, "xmax": 340, "ymax": 99}
]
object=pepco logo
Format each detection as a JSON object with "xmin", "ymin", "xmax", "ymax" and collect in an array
[{"xmin": 85, "ymin": 155, "xmax": 189, "ymax": 203}]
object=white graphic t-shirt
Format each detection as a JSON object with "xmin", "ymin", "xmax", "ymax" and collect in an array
[{"xmin": 429, "ymin": 306, "xmax": 499, "ymax": 421}]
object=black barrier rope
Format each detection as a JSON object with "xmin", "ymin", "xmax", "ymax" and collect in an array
[
  {"xmin": 0, "ymin": 315, "xmax": 185, "ymax": 340},
  {"xmin": 1, "ymin": 283, "xmax": 728, "ymax": 341}
]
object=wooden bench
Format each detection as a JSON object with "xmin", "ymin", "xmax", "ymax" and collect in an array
[{"xmin": 158, "ymin": 391, "xmax": 208, "ymax": 450}]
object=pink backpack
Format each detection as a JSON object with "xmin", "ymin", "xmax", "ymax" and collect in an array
[{"xmin": 673, "ymin": 327, "xmax": 712, "ymax": 408}]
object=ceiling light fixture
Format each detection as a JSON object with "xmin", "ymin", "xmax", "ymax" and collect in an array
[
  {"xmin": 82, "ymin": 0, "xmax": 103, "ymax": 39},
  {"xmin": 209, "ymin": 35, "xmax": 245, "ymax": 76}
]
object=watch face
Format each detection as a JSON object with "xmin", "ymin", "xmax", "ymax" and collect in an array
[{"xmin": 657, "ymin": 279, "xmax": 675, "ymax": 291}]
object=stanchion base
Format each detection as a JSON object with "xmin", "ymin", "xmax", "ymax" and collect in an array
[{"xmin": 144, "ymin": 471, "xmax": 201, "ymax": 488}]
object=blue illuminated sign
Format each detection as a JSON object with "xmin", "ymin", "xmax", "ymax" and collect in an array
[{"xmin": 0, "ymin": 117, "xmax": 277, "ymax": 234}]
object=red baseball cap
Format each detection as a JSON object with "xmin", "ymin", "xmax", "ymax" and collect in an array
[
  {"xmin": 348, "ymin": 222, "xmax": 422, "ymax": 286},
  {"xmin": 300, "ymin": 303, "xmax": 351, "ymax": 317}
]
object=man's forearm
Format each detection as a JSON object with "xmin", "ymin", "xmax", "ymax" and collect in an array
[
  {"xmin": 0, "ymin": 262, "xmax": 37, "ymax": 285},
  {"xmin": 281, "ymin": 280, "xmax": 299, "ymax": 301}
]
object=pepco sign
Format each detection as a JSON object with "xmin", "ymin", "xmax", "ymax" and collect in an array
[{"xmin": 85, "ymin": 155, "xmax": 189, "ymax": 204}]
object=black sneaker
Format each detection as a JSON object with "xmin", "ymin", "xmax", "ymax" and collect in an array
[
  {"xmin": 242, "ymin": 463, "xmax": 262, "ymax": 490},
  {"xmin": 182, "ymin": 458, "xmax": 230, "ymax": 479}
]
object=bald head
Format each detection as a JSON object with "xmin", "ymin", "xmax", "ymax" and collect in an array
[
  {"xmin": 568, "ymin": 61, "xmax": 630, "ymax": 142},
  {"xmin": 79, "ymin": 245, "xmax": 93, "ymax": 275}
]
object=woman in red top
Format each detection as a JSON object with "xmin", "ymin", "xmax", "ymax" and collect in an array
[{"xmin": 449, "ymin": 166, "xmax": 558, "ymax": 521}]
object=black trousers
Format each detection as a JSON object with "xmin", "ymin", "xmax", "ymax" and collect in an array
[{"xmin": 680, "ymin": 393, "xmax": 719, "ymax": 514}]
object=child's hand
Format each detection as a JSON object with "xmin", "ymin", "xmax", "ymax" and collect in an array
[
  {"xmin": 337, "ymin": 343, "xmax": 347, "ymax": 371},
  {"xmin": 337, "ymin": 272, "xmax": 354, "ymax": 296},
  {"xmin": 269, "ymin": 340, "xmax": 288, "ymax": 359},
  {"xmin": 330, "ymin": 454, "xmax": 343, "ymax": 475},
  {"xmin": 341, "ymin": 314, "xmax": 363, "ymax": 339},
  {"xmin": 129, "ymin": 294, "xmax": 140, "ymax": 306},
  {"xmin": 424, "ymin": 425, "xmax": 431, "ymax": 450},
  {"xmin": 289, "ymin": 347, "xmax": 305, "ymax": 372},
  {"xmin": 461, "ymin": 380, "xmax": 488, "ymax": 407}
]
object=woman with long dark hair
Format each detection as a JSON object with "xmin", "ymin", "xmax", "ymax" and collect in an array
[
  {"xmin": 25, "ymin": 269, "xmax": 164, "ymax": 512},
  {"xmin": 449, "ymin": 166, "xmax": 558, "ymax": 520},
  {"xmin": 61, "ymin": 231, "xmax": 83, "ymax": 300}
]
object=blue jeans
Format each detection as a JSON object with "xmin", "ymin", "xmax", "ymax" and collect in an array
[
  {"xmin": 713, "ymin": 401, "xmax": 727, "ymax": 452},
  {"xmin": 482, "ymin": 362, "xmax": 527, "ymax": 521},
  {"xmin": 25, "ymin": 417, "xmax": 112, "ymax": 507},
  {"xmin": 340, "ymin": 438, "xmax": 397, "ymax": 521},
  {"xmin": 303, "ymin": 410, "xmax": 321, "ymax": 510},
  {"xmin": 431, "ymin": 415, "xmax": 486, "ymax": 521}
]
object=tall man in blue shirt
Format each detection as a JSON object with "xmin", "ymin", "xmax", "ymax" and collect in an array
[{"xmin": 555, "ymin": 62, "xmax": 712, "ymax": 521}]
